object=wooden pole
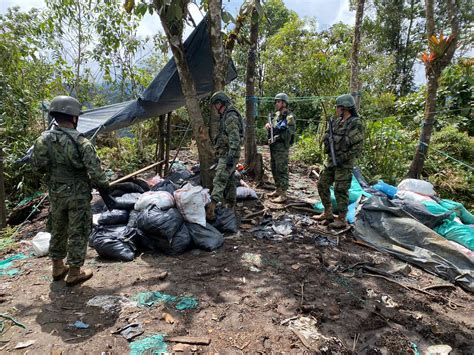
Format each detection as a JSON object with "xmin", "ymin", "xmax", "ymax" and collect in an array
[
  {"xmin": 110, "ymin": 160, "xmax": 166, "ymax": 186},
  {"xmin": 158, "ymin": 114, "xmax": 166, "ymax": 176},
  {"xmin": 165, "ymin": 112, "xmax": 172, "ymax": 175}
]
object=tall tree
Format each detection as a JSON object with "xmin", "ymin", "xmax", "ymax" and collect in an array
[
  {"xmin": 208, "ymin": 0, "xmax": 226, "ymax": 141},
  {"xmin": 408, "ymin": 0, "xmax": 459, "ymax": 178},
  {"xmin": 350, "ymin": 0, "xmax": 365, "ymax": 111},
  {"xmin": 125, "ymin": 0, "xmax": 214, "ymax": 186},
  {"xmin": 244, "ymin": 0, "xmax": 264, "ymax": 181},
  {"xmin": 45, "ymin": 0, "xmax": 96, "ymax": 99}
]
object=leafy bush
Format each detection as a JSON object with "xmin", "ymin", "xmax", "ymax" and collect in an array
[
  {"xmin": 425, "ymin": 125, "xmax": 474, "ymax": 208},
  {"xmin": 292, "ymin": 132, "xmax": 324, "ymax": 165}
]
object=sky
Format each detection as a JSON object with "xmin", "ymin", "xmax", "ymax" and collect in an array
[{"xmin": 0, "ymin": 0, "xmax": 356, "ymax": 39}]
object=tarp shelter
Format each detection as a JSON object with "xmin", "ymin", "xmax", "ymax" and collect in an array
[{"xmin": 77, "ymin": 16, "xmax": 237, "ymax": 137}]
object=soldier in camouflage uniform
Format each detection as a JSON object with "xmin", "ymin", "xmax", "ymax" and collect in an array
[
  {"xmin": 314, "ymin": 94, "xmax": 364, "ymax": 228},
  {"xmin": 32, "ymin": 96, "xmax": 112, "ymax": 286},
  {"xmin": 265, "ymin": 93, "xmax": 296, "ymax": 203},
  {"xmin": 206, "ymin": 91, "xmax": 243, "ymax": 220}
]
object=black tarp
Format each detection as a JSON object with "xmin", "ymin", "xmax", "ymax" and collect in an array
[
  {"xmin": 353, "ymin": 196, "xmax": 474, "ymax": 292},
  {"xmin": 77, "ymin": 16, "xmax": 237, "ymax": 137}
]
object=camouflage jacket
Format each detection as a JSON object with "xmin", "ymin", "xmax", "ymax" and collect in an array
[
  {"xmin": 32, "ymin": 126, "xmax": 109, "ymax": 198},
  {"xmin": 270, "ymin": 110, "xmax": 296, "ymax": 150},
  {"xmin": 214, "ymin": 105, "xmax": 243, "ymax": 158},
  {"xmin": 323, "ymin": 115, "xmax": 364, "ymax": 168}
]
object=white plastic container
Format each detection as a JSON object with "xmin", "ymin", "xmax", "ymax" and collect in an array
[{"xmin": 31, "ymin": 232, "xmax": 51, "ymax": 257}]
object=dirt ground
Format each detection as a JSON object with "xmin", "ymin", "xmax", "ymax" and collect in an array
[{"xmin": 1, "ymin": 147, "xmax": 473, "ymax": 354}]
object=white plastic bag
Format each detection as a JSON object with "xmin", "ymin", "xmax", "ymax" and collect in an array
[
  {"xmin": 134, "ymin": 191, "xmax": 175, "ymax": 211},
  {"xmin": 236, "ymin": 186, "xmax": 258, "ymax": 200},
  {"xmin": 174, "ymin": 183, "xmax": 209, "ymax": 226},
  {"xmin": 397, "ymin": 178, "xmax": 435, "ymax": 196},
  {"xmin": 32, "ymin": 232, "xmax": 51, "ymax": 257},
  {"xmin": 395, "ymin": 190, "xmax": 433, "ymax": 203}
]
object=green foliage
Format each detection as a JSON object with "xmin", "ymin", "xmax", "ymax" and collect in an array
[
  {"xmin": 97, "ymin": 137, "xmax": 156, "ymax": 175},
  {"xmin": 292, "ymin": 132, "xmax": 324, "ymax": 165},
  {"xmin": 425, "ymin": 126, "xmax": 474, "ymax": 208}
]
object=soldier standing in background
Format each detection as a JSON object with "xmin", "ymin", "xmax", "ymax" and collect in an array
[
  {"xmin": 206, "ymin": 91, "xmax": 244, "ymax": 220},
  {"xmin": 32, "ymin": 96, "xmax": 113, "ymax": 286},
  {"xmin": 265, "ymin": 93, "xmax": 296, "ymax": 203},
  {"xmin": 314, "ymin": 94, "xmax": 364, "ymax": 229}
]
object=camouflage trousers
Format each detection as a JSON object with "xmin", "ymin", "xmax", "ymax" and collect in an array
[
  {"xmin": 270, "ymin": 143, "xmax": 289, "ymax": 191},
  {"xmin": 48, "ymin": 195, "xmax": 92, "ymax": 267},
  {"xmin": 211, "ymin": 157, "xmax": 237, "ymax": 204},
  {"xmin": 317, "ymin": 166, "xmax": 352, "ymax": 214}
]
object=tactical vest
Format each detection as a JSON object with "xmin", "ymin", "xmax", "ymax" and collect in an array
[{"xmin": 44, "ymin": 128, "xmax": 88, "ymax": 184}]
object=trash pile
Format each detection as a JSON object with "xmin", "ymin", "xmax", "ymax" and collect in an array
[
  {"xmin": 89, "ymin": 162, "xmax": 257, "ymax": 262},
  {"xmin": 349, "ymin": 176, "xmax": 474, "ymax": 292}
]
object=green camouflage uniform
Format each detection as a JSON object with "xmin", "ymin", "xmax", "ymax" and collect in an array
[
  {"xmin": 270, "ymin": 110, "xmax": 296, "ymax": 191},
  {"xmin": 318, "ymin": 115, "xmax": 364, "ymax": 213},
  {"xmin": 32, "ymin": 126, "xmax": 109, "ymax": 266},
  {"xmin": 211, "ymin": 106, "xmax": 243, "ymax": 204}
]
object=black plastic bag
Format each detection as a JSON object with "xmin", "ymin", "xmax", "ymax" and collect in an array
[
  {"xmin": 168, "ymin": 170, "xmax": 193, "ymax": 185},
  {"xmin": 151, "ymin": 179, "xmax": 177, "ymax": 195},
  {"xmin": 136, "ymin": 207, "xmax": 190, "ymax": 255},
  {"xmin": 89, "ymin": 225, "xmax": 137, "ymax": 261},
  {"xmin": 111, "ymin": 182, "xmax": 145, "ymax": 194},
  {"xmin": 212, "ymin": 207, "xmax": 238, "ymax": 233},
  {"xmin": 127, "ymin": 210, "xmax": 141, "ymax": 228},
  {"xmin": 392, "ymin": 199, "xmax": 452, "ymax": 229},
  {"xmin": 114, "ymin": 193, "xmax": 141, "ymax": 210},
  {"xmin": 129, "ymin": 178, "xmax": 150, "ymax": 192},
  {"xmin": 137, "ymin": 206, "xmax": 183, "ymax": 238},
  {"xmin": 187, "ymin": 222, "xmax": 224, "ymax": 251},
  {"xmin": 98, "ymin": 209, "xmax": 130, "ymax": 225}
]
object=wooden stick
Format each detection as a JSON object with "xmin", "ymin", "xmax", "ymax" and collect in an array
[
  {"xmin": 110, "ymin": 160, "xmax": 166, "ymax": 186},
  {"xmin": 165, "ymin": 336, "xmax": 211, "ymax": 345}
]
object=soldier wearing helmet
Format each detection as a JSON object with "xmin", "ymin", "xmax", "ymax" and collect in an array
[
  {"xmin": 31, "ymin": 95, "xmax": 113, "ymax": 286},
  {"xmin": 314, "ymin": 94, "xmax": 364, "ymax": 229},
  {"xmin": 265, "ymin": 92, "xmax": 296, "ymax": 203},
  {"xmin": 206, "ymin": 91, "xmax": 244, "ymax": 220}
]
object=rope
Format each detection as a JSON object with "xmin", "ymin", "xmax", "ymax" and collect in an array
[{"xmin": 419, "ymin": 142, "xmax": 474, "ymax": 170}]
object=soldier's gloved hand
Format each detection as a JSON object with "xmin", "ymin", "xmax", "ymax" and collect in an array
[
  {"xmin": 99, "ymin": 187, "xmax": 116, "ymax": 211},
  {"xmin": 226, "ymin": 155, "xmax": 235, "ymax": 168}
]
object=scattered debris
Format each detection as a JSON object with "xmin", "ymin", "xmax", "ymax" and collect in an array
[
  {"xmin": 72, "ymin": 320, "xmax": 89, "ymax": 329},
  {"xmin": 381, "ymin": 295, "xmax": 398, "ymax": 308},
  {"xmin": 241, "ymin": 252, "xmax": 262, "ymax": 267},
  {"xmin": 425, "ymin": 344, "xmax": 453, "ymax": 355},
  {"xmin": 165, "ymin": 336, "xmax": 211, "ymax": 345},
  {"xmin": 0, "ymin": 253, "xmax": 28, "ymax": 277},
  {"xmin": 287, "ymin": 316, "xmax": 345, "ymax": 352},
  {"xmin": 112, "ymin": 323, "xmax": 144, "ymax": 342},
  {"xmin": 161, "ymin": 313, "xmax": 175, "ymax": 324},
  {"xmin": 86, "ymin": 295, "xmax": 136, "ymax": 314},
  {"xmin": 14, "ymin": 340, "xmax": 36, "ymax": 349},
  {"xmin": 129, "ymin": 334, "xmax": 168, "ymax": 355},
  {"xmin": 133, "ymin": 291, "xmax": 198, "ymax": 311},
  {"xmin": 313, "ymin": 235, "xmax": 338, "ymax": 247},
  {"xmin": 0, "ymin": 313, "xmax": 27, "ymax": 335}
]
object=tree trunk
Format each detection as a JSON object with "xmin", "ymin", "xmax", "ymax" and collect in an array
[
  {"xmin": 0, "ymin": 145, "xmax": 6, "ymax": 228},
  {"xmin": 165, "ymin": 112, "xmax": 172, "ymax": 175},
  {"xmin": 208, "ymin": 0, "xmax": 226, "ymax": 142},
  {"xmin": 157, "ymin": 114, "xmax": 166, "ymax": 175},
  {"xmin": 158, "ymin": 12, "xmax": 214, "ymax": 187},
  {"xmin": 244, "ymin": 4, "xmax": 264, "ymax": 183},
  {"xmin": 407, "ymin": 73, "xmax": 439, "ymax": 178},
  {"xmin": 399, "ymin": 0, "xmax": 415, "ymax": 96},
  {"xmin": 408, "ymin": 0, "xmax": 459, "ymax": 178},
  {"xmin": 350, "ymin": 0, "xmax": 365, "ymax": 111}
]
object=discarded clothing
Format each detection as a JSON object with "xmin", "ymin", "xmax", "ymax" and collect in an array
[{"xmin": 353, "ymin": 196, "xmax": 474, "ymax": 292}]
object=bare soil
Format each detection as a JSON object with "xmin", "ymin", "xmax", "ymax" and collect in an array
[{"xmin": 1, "ymin": 147, "xmax": 473, "ymax": 354}]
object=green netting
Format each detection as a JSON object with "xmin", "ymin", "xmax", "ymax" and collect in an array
[
  {"xmin": 129, "ymin": 334, "xmax": 168, "ymax": 355},
  {"xmin": 0, "ymin": 253, "xmax": 28, "ymax": 277},
  {"xmin": 132, "ymin": 291, "xmax": 198, "ymax": 310}
]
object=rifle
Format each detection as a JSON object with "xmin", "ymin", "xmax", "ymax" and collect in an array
[
  {"xmin": 328, "ymin": 117, "xmax": 338, "ymax": 167},
  {"xmin": 268, "ymin": 112, "xmax": 274, "ymax": 145}
]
